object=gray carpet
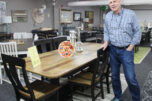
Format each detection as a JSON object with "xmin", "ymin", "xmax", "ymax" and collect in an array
[{"xmin": 0, "ymin": 81, "xmax": 16, "ymax": 101}]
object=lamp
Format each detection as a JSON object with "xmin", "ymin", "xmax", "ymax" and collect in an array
[
  {"xmin": 84, "ymin": 18, "xmax": 89, "ymax": 30},
  {"xmin": 2, "ymin": 16, "xmax": 12, "ymax": 34}
]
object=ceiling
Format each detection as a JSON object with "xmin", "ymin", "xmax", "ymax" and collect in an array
[{"xmin": 68, "ymin": 0, "xmax": 152, "ymax": 6}]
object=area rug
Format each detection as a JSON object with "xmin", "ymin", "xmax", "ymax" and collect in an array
[
  {"xmin": 134, "ymin": 47, "xmax": 151, "ymax": 64},
  {"xmin": 73, "ymin": 73, "xmax": 128, "ymax": 101}
]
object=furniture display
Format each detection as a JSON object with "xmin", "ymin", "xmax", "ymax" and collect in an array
[
  {"xmin": 62, "ymin": 26, "xmax": 76, "ymax": 36},
  {"xmin": 80, "ymin": 30, "xmax": 98, "ymax": 42},
  {"xmin": 0, "ymin": 33, "xmax": 13, "ymax": 41},
  {"xmin": 1, "ymin": 54, "xmax": 59, "ymax": 101},
  {"xmin": 31, "ymin": 29, "xmax": 57, "ymax": 39},
  {"xmin": 13, "ymin": 32, "xmax": 33, "ymax": 39},
  {"xmin": 68, "ymin": 48, "xmax": 109, "ymax": 101},
  {"xmin": 0, "ymin": 42, "xmax": 20, "ymax": 84},
  {"xmin": 141, "ymin": 30, "xmax": 151, "ymax": 44}
]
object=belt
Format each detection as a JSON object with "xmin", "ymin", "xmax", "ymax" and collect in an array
[{"xmin": 111, "ymin": 44, "xmax": 129, "ymax": 49}]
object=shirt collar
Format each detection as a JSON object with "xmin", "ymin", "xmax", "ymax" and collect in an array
[{"xmin": 113, "ymin": 8, "xmax": 124, "ymax": 16}]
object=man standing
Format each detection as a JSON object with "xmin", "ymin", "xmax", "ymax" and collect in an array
[{"xmin": 101, "ymin": 0, "xmax": 141, "ymax": 101}]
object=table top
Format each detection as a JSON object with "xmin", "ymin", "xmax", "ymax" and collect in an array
[{"xmin": 23, "ymin": 42, "xmax": 102, "ymax": 79}]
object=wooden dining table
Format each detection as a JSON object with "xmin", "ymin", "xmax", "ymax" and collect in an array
[{"xmin": 23, "ymin": 42, "xmax": 102, "ymax": 84}]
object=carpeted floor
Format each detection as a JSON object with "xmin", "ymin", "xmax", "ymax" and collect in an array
[{"xmin": 134, "ymin": 47, "xmax": 151, "ymax": 64}]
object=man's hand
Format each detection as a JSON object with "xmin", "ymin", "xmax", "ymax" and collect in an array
[
  {"xmin": 101, "ymin": 41, "xmax": 108, "ymax": 51},
  {"xmin": 126, "ymin": 45, "xmax": 134, "ymax": 51}
]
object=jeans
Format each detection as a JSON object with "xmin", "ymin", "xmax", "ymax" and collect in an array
[{"xmin": 109, "ymin": 45, "xmax": 140, "ymax": 101}]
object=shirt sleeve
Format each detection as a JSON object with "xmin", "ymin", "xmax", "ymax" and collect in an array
[
  {"xmin": 104, "ymin": 16, "xmax": 110, "ymax": 42},
  {"xmin": 130, "ymin": 12, "xmax": 141, "ymax": 45}
]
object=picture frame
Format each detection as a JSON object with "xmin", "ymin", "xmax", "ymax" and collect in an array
[
  {"xmin": 59, "ymin": 8, "xmax": 72, "ymax": 24},
  {"xmin": 11, "ymin": 10, "xmax": 27, "ymax": 23},
  {"xmin": 73, "ymin": 12, "xmax": 81, "ymax": 21},
  {"xmin": 85, "ymin": 11, "xmax": 94, "ymax": 24}
]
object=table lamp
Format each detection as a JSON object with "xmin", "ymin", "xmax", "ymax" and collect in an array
[{"xmin": 2, "ymin": 16, "xmax": 12, "ymax": 34}]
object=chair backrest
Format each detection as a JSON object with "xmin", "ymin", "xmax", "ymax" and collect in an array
[
  {"xmin": 34, "ymin": 38, "xmax": 53, "ymax": 53},
  {"xmin": 91, "ymin": 48, "xmax": 109, "ymax": 84},
  {"xmin": 1, "ymin": 54, "xmax": 35, "ymax": 100},
  {"xmin": 53, "ymin": 36, "xmax": 67, "ymax": 50},
  {"xmin": 0, "ymin": 42, "xmax": 18, "ymax": 63}
]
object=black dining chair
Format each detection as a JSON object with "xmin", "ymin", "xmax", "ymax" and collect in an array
[
  {"xmin": 52, "ymin": 36, "xmax": 67, "ymax": 50},
  {"xmin": 68, "ymin": 48, "xmax": 109, "ymax": 101},
  {"xmin": 34, "ymin": 38, "xmax": 54, "ymax": 53},
  {"xmin": 1, "ymin": 54, "xmax": 59, "ymax": 101}
]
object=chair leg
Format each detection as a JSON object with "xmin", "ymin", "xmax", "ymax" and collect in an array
[
  {"xmin": 56, "ymin": 91, "xmax": 59, "ymax": 101},
  {"xmin": 100, "ymin": 80, "xmax": 104, "ymax": 99},
  {"xmin": 16, "ymin": 93, "xmax": 20, "ymax": 101},
  {"xmin": 0, "ymin": 66, "xmax": 2, "ymax": 84},
  {"xmin": 17, "ymin": 69, "xmax": 20, "ymax": 80},
  {"xmin": 29, "ymin": 72, "xmax": 33, "ymax": 81},
  {"xmin": 106, "ymin": 74, "xmax": 110, "ymax": 93},
  {"xmin": 91, "ymin": 86, "xmax": 95, "ymax": 101}
]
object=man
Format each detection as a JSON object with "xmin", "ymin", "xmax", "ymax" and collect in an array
[{"xmin": 101, "ymin": 0, "xmax": 141, "ymax": 101}]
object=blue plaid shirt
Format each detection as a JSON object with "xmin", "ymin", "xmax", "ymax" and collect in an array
[{"xmin": 104, "ymin": 8, "xmax": 141, "ymax": 47}]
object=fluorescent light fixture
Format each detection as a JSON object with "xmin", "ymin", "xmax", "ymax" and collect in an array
[{"xmin": 68, "ymin": 0, "xmax": 152, "ymax": 6}]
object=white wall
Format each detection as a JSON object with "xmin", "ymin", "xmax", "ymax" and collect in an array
[{"xmin": 127, "ymin": 5, "xmax": 152, "ymax": 24}]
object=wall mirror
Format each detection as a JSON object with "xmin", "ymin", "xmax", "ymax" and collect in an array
[{"xmin": 12, "ymin": 10, "xmax": 27, "ymax": 22}]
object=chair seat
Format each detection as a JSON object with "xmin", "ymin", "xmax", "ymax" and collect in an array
[
  {"xmin": 77, "ymin": 72, "xmax": 93, "ymax": 80},
  {"xmin": 69, "ymin": 76, "xmax": 92, "ymax": 86},
  {"xmin": 19, "ymin": 80, "xmax": 59, "ymax": 100},
  {"xmin": 69, "ymin": 72, "xmax": 100, "ymax": 86}
]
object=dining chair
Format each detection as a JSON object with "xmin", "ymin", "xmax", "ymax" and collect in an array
[
  {"xmin": 52, "ymin": 36, "xmax": 67, "ymax": 50},
  {"xmin": 68, "ymin": 48, "xmax": 109, "ymax": 101},
  {"xmin": 1, "ymin": 54, "xmax": 59, "ymax": 101},
  {"xmin": 34, "ymin": 38, "xmax": 55, "ymax": 81},
  {"xmin": 0, "ymin": 42, "xmax": 20, "ymax": 84},
  {"xmin": 34, "ymin": 38, "xmax": 54, "ymax": 53}
]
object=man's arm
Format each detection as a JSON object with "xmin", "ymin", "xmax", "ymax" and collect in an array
[
  {"xmin": 127, "ymin": 12, "xmax": 141, "ymax": 51},
  {"xmin": 101, "ymin": 17, "xmax": 109, "ymax": 51}
]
